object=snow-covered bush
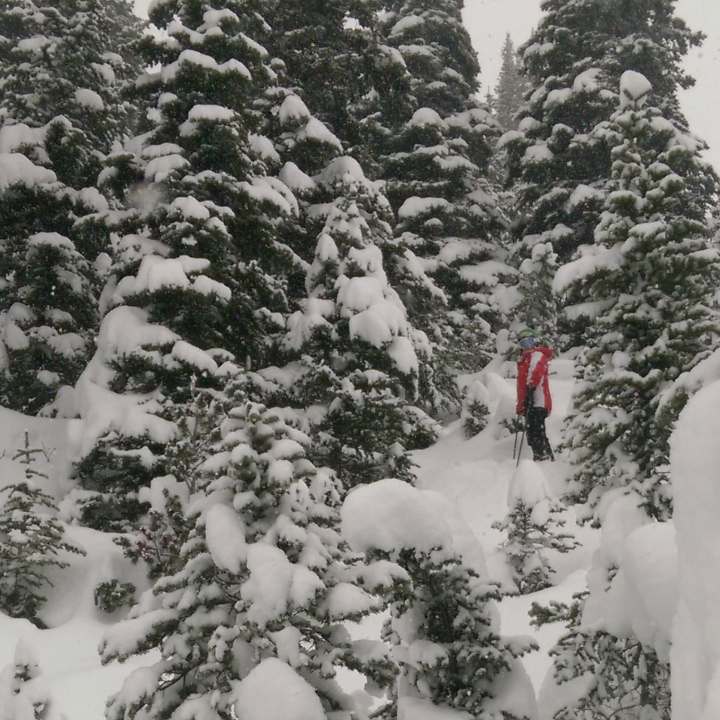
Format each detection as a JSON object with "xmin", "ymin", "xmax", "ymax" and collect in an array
[
  {"xmin": 342, "ymin": 479, "xmax": 538, "ymax": 719},
  {"xmin": 0, "ymin": 638, "xmax": 67, "ymax": 720},
  {"xmin": 535, "ymin": 490, "xmax": 676, "ymax": 719},
  {"xmin": 101, "ymin": 397, "xmax": 395, "ymax": 719},
  {"xmin": 531, "ymin": 594, "xmax": 670, "ymax": 720},
  {"xmin": 0, "ymin": 432, "xmax": 85, "ymax": 626},
  {"xmin": 493, "ymin": 461, "xmax": 578, "ymax": 594},
  {"xmin": 461, "ymin": 380, "xmax": 490, "ymax": 438},
  {"xmin": 93, "ymin": 580, "xmax": 136, "ymax": 614}
]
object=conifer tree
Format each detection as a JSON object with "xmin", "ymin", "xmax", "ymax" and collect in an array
[
  {"xmin": 541, "ymin": 73, "xmax": 717, "ymax": 720},
  {"xmin": 503, "ymin": 0, "xmax": 715, "ymax": 266},
  {"xmin": 0, "ymin": 0, "xmax": 142, "ymax": 413},
  {"xmin": 530, "ymin": 595, "xmax": 671, "ymax": 720},
  {"xmin": 71, "ymin": 0, "xmax": 306, "ymax": 528},
  {"xmin": 0, "ymin": 0, "xmax": 142, "ymax": 188},
  {"xmin": 281, "ymin": 156, "xmax": 437, "ymax": 488},
  {"xmin": 515, "ymin": 241, "xmax": 558, "ymax": 342},
  {"xmin": 342, "ymin": 479, "xmax": 537, "ymax": 720},
  {"xmin": 562, "ymin": 72, "xmax": 719, "ymax": 520},
  {"xmin": 0, "ymin": 431, "xmax": 85, "ymax": 626},
  {"xmin": 101, "ymin": 392, "xmax": 396, "ymax": 720},
  {"xmin": 493, "ymin": 462, "xmax": 578, "ymax": 594},
  {"xmin": 494, "ymin": 34, "xmax": 531, "ymax": 131},
  {"xmin": 369, "ymin": 0, "xmax": 513, "ymax": 410},
  {"xmin": 264, "ymin": 0, "xmax": 375, "ymax": 154}
]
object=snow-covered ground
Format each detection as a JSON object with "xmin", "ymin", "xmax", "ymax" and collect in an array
[{"xmin": 0, "ymin": 358, "xmax": 601, "ymax": 718}]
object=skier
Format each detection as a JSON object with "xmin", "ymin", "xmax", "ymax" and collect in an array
[{"xmin": 516, "ymin": 328, "xmax": 554, "ymax": 461}]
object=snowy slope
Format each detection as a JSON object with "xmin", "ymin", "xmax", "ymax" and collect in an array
[
  {"xmin": 0, "ymin": 356, "xmax": 598, "ymax": 718},
  {"xmin": 412, "ymin": 358, "xmax": 599, "ymax": 694}
]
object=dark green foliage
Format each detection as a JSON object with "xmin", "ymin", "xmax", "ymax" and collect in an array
[
  {"xmin": 73, "ymin": 434, "xmax": 160, "ymax": 532},
  {"xmin": 72, "ymin": 0, "xmax": 311, "ymax": 527},
  {"xmin": 94, "ymin": 579, "xmax": 136, "ymax": 613},
  {"xmin": 278, "ymin": 163, "xmax": 438, "ymax": 489},
  {"xmin": 461, "ymin": 381, "xmax": 489, "ymax": 438},
  {"xmin": 374, "ymin": 546, "xmax": 536, "ymax": 719},
  {"xmin": 101, "ymin": 397, "xmax": 396, "ymax": 719},
  {"xmin": 264, "ymin": 0, "xmax": 374, "ymax": 152},
  {"xmin": 504, "ymin": 0, "xmax": 716, "ymax": 266},
  {"xmin": 562, "ymin": 80, "xmax": 719, "ymax": 519},
  {"xmin": 0, "ymin": 0, "xmax": 142, "ymax": 188},
  {"xmin": 514, "ymin": 241, "xmax": 558, "ymax": 345},
  {"xmin": 494, "ymin": 500, "xmax": 578, "ymax": 594},
  {"xmin": 365, "ymin": 0, "xmax": 512, "ymax": 412},
  {"xmin": 114, "ymin": 489, "xmax": 193, "ymax": 580},
  {"xmin": 530, "ymin": 594, "xmax": 671, "ymax": 720},
  {"xmin": 0, "ymin": 432, "xmax": 85, "ymax": 626}
]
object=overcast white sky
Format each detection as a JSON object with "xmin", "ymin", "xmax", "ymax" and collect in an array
[{"xmin": 463, "ymin": 0, "xmax": 720, "ymax": 173}]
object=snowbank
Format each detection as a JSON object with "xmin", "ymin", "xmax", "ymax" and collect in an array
[{"xmin": 670, "ymin": 379, "xmax": 720, "ymax": 719}]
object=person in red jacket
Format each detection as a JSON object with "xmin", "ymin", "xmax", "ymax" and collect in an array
[{"xmin": 516, "ymin": 328, "xmax": 554, "ymax": 461}]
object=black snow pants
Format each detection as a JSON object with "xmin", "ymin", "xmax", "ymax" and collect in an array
[{"xmin": 526, "ymin": 406, "xmax": 553, "ymax": 461}]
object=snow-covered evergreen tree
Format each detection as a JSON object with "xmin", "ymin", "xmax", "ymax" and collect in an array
[
  {"xmin": 493, "ymin": 461, "xmax": 577, "ymax": 594},
  {"xmin": 0, "ymin": 431, "xmax": 84, "ymax": 626},
  {"xmin": 461, "ymin": 379, "xmax": 490, "ymax": 438},
  {"xmin": 0, "ymin": 638, "xmax": 67, "ymax": 720},
  {"xmin": 541, "ymin": 72, "xmax": 716, "ymax": 720},
  {"xmin": 0, "ymin": 225, "xmax": 103, "ymax": 415},
  {"xmin": 494, "ymin": 34, "xmax": 530, "ymax": 131},
  {"xmin": 264, "ymin": 0, "xmax": 375, "ymax": 154},
  {"xmin": 561, "ymin": 72, "xmax": 719, "ymax": 520},
  {"xmin": 514, "ymin": 241, "xmax": 558, "ymax": 343},
  {"xmin": 530, "ymin": 593, "xmax": 670, "ymax": 720},
  {"xmin": 70, "ymin": 0, "xmax": 306, "ymax": 529},
  {"xmin": 342, "ymin": 479, "xmax": 537, "ymax": 720},
  {"xmin": 101, "ymin": 393, "xmax": 396, "ymax": 720},
  {"xmin": 0, "ymin": 0, "xmax": 142, "ymax": 413},
  {"xmin": 281, "ymin": 156, "xmax": 437, "ymax": 488},
  {"xmin": 369, "ymin": 0, "xmax": 514, "ymax": 411},
  {"xmin": 0, "ymin": 0, "xmax": 142, "ymax": 188},
  {"xmin": 503, "ymin": 0, "xmax": 715, "ymax": 266}
]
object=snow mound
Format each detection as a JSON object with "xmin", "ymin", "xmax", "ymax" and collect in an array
[
  {"xmin": 233, "ymin": 658, "xmax": 325, "ymax": 720},
  {"xmin": 341, "ymin": 479, "xmax": 452, "ymax": 556},
  {"xmin": 619, "ymin": 70, "xmax": 652, "ymax": 109}
]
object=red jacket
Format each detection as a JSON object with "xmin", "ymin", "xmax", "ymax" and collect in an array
[{"xmin": 516, "ymin": 346, "xmax": 553, "ymax": 415}]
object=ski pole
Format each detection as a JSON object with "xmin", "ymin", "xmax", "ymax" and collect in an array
[
  {"xmin": 516, "ymin": 427, "xmax": 525, "ymax": 466},
  {"xmin": 513, "ymin": 427, "xmax": 520, "ymax": 459}
]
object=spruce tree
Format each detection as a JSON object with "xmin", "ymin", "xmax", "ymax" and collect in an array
[
  {"xmin": 342, "ymin": 479, "xmax": 537, "ymax": 720},
  {"xmin": 0, "ymin": 0, "xmax": 142, "ymax": 413},
  {"xmin": 0, "ymin": 431, "xmax": 85, "ymax": 626},
  {"xmin": 541, "ymin": 73, "xmax": 717, "ymax": 720},
  {"xmin": 101, "ymin": 392, "xmax": 396, "ymax": 720},
  {"xmin": 493, "ymin": 462, "xmax": 578, "ymax": 594},
  {"xmin": 264, "ymin": 0, "xmax": 375, "ymax": 154},
  {"xmin": 494, "ymin": 34, "xmax": 531, "ymax": 131},
  {"xmin": 280, "ymin": 156, "xmax": 437, "ymax": 488},
  {"xmin": 562, "ymin": 72, "xmax": 719, "ymax": 520},
  {"xmin": 530, "ymin": 595, "xmax": 671, "ymax": 720},
  {"xmin": 515, "ymin": 241, "xmax": 558, "ymax": 342},
  {"xmin": 503, "ymin": 0, "xmax": 715, "ymax": 266},
  {"xmin": 0, "ymin": 0, "xmax": 142, "ymax": 188},
  {"xmin": 370, "ymin": 0, "xmax": 513, "ymax": 411},
  {"xmin": 71, "ymin": 0, "xmax": 306, "ymax": 528}
]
